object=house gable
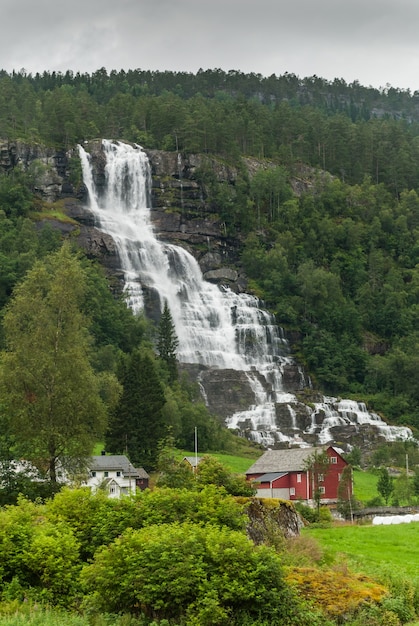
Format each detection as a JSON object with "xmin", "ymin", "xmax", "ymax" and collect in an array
[
  {"xmin": 85, "ymin": 454, "xmax": 150, "ymax": 496},
  {"xmin": 182, "ymin": 456, "xmax": 203, "ymax": 470},
  {"xmin": 247, "ymin": 446, "xmax": 350, "ymax": 503}
]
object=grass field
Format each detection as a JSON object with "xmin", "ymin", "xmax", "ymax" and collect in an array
[
  {"xmin": 177, "ymin": 449, "xmax": 262, "ymax": 473},
  {"xmin": 352, "ymin": 467, "xmax": 379, "ymax": 502},
  {"xmin": 306, "ymin": 521, "xmax": 419, "ymax": 581}
]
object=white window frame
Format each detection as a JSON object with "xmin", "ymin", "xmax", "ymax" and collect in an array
[
  {"xmin": 297, "ymin": 473, "xmax": 302, "ymax": 483},
  {"xmin": 330, "ymin": 456, "xmax": 338, "ymax": 464},
  {"xmin": 290, "ymin": 487, "xmax": 295, "ymax": 496}
]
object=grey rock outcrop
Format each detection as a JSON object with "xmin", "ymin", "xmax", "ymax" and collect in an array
[
  {"xmin": 246, "ymin": 498, "xmax": 303, "ymax": 541},
  {"xmin": 3, "ymin": 139, "xmax": 412, "ymax": 453}
]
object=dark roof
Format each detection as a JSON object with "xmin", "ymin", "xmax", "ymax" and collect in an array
[
  {"xmin": 246, "ymin": 446, "xmax": 330, "ymax": 475},
  {"xmin": 256, "ymin": 472, "xmax": 288, "ymax": 483},
  {"xmin": 89, "ymin": 455, "xmax": 149, "ymax": 479}
]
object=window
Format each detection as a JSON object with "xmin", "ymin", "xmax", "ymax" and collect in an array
[
  {"xmin": 104, "ymin": 471, "xmax": 109, "ymax": 477},
  {"xmin": 91, "ymin": 471, "xmax": 96, "ymax": 477},
  {"xmin": 318, "ymin": 473, "xmax": 324, "ymax": 482},
  {"xmin": 338, "ymin": 473, "xmax": 342, "ymax": 481},
  {"xmin": 290, "ymin": 487, "xmax": 295, "ymax": 496},
  {"xmin": 319, "ymin": 486, "xmax": 325, "ymax": 494},
  {"xmin": 297, "ymin": 473, "xmax": 302, "ymax": 483},
  {"xmin": 330, "ymin": 456, "xmax": 337, "ymax": 464},
  {"xmin": 110, "ymin": 486, "xmax": 115, "ymax": 494},
  {"xmin": 116, "ymin": 471, "xmax": 121, "ymax": 477}
]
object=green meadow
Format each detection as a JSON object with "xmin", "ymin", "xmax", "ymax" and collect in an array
[
  {"xmin": 176, "ymin": 449, "xmax": 262, "ymax": 474},
  {"xmin": 352, "ymin": 467, "xmax": 379, "ymax": 502},
  {"xmin": 306, "ymin": 521, "xmax": 419, "ymax": 580}
]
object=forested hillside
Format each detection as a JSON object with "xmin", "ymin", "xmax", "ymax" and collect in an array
[{"xmin": 2, "ymin": 67, "xmax": 419, "ymax": 454}]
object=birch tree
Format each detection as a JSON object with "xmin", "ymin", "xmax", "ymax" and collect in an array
[{"xmin": 0, "ymin": 243, "xmax": 107, "ymax": 487}]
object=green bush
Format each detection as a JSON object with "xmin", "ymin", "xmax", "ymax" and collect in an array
[
  {"xmin": 133, "ymin": 484, "xmax": 246, "ymax": 531},
  {"xmin": 294, "ymin": 502, "xmax": 332, "ymax": 525},
  {"xmin": 81, "ymin": 521, "xmax": 304, "ymax": 625},
  {"xmin": 46, "ymin": 487, "xmax": 141, "ymax": 560}
]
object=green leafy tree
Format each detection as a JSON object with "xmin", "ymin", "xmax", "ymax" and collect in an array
[
  {"xmin": 165, "ymin": 379, "xmax": 229, "ymax": 452},
  {"xmin": 197, "ymin": 455, "xmax": 255, "ymax": 497},
  {"xmin": 345, "ymin": 446, "xmax": 362, "ymax": 468},
  {"xmin": 393, "ymin": 469, "xmax": 411, "ymax": 506},
  {"xmin": 106, "ymin": 349, "xmax": 167, "ymax": 469},
  {"xmin": 157, "ymin": 300, "xmax": 179, "ymax": 383},
  {"xmin": 0, "ymin": 171, "xmax": 33, "ymax": 219},
  {"xmin": 304, "ymin": 450, "xmax": 330, "ymax": 514},
  {"xmin": 82, "ymin": 258, "xmax": 148, "ymax": 354},
  {"xmin": 0, "ymin": 244, "xmax": 107, "ymax": 487},
  {"xmin": 0, "ymin": 408, "xmax": 51, "ymax": 504},
  {"xmin": 337, "ymin": 465, "xmax": 357, "ymax": 520},
  {"xmin": 377, "ymin": 467, "xmax": 394, "ymax": 505},
  {"xmin": 155, "ymin": 435, "xmax": 196, "ymax": 489}
]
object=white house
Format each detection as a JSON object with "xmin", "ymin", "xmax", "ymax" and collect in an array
[{"xmin": 84, "ymin": 454, "xmax": 149, "ymax": 498}]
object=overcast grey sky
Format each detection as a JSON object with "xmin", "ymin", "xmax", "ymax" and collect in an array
[{"xmin": 2, "ymin": 0, "xmax": 419, "ymax": 92}]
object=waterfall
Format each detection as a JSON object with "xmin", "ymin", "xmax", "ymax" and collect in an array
[
  {"xmin": 79, "ymin": 140, "xmax": 285, "ymax": 373},
  {"xmin": 78, "ymin": 140, "xmax": 413, "ymax": 448}
]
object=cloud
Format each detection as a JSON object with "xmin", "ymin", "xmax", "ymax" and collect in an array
[{"xmin": 2, "ymin": 0, "xmax": 419, "ymax": 91}]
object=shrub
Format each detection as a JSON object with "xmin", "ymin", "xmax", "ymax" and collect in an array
[
  {"xmin": 46, "ymin": 487, "xmax": 141, "ymax": 560},
  {"xmin": 81, "ymin": 521, "xmax": 305, "ymax": 624},
  {"xmin": 286, "ymin": 566, "xmax": 387, "ymax": 621},
  {"xmin": 134, "ymin": 484, "xmax": 246, "ymax": 530},
  {"xmin": 283, "ymin": 534, "xmax": 324, "ymax": 566},
  {"xmin": 294, "ymin": 502, "xmax": 332, "ymax": 525},
  {"xmin": 294, "ymin": 501, "xmax": 318, "ymax": 523}
]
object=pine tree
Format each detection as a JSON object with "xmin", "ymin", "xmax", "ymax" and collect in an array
[
  {"xmin": 157, "ymin": 301, "xmax": 179, "ymax": 383},
  {"xmin": 106, "ymin": 349, "xmax": 167, "ymax": 470}
]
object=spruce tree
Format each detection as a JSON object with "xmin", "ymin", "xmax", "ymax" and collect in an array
[
  {"xmin": 106, "ymin": 349, "xmax": 167, "ymax": 470},
  {"xmin": 157, "ymin": 301, "xmax": 179, "ymax": 383}
]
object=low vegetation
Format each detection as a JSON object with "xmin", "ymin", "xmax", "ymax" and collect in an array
[{"xmin": 0, "ymin": 444, "xmax": 418, "ymax": 626}]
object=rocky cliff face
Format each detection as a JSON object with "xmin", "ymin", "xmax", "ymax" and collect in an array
[
  {"xmin": 2, "ymin": 139, "xmax": 413, "ymax": 453},
  {"xmin": 78, "ymin": 140, "xmax": 250, "ymax": 292},
  {"xmin": 245, "ymin": 498, "xmax": 303, "ymax": 542}
]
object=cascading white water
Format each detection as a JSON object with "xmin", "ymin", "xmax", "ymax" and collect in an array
[
  {"xmin": 78, "ymin": 140, "xmax": 413, "ymax": 448},
  {"xmin": 79, "ymin": 141, "xmax": 286, "ymax": 373}
]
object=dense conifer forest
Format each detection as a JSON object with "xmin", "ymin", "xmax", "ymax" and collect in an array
[{"xmin": 2, "ymin": 68, "xmax": 419, "ymax": 432}]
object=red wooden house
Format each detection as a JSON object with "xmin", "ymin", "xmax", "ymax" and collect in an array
[{"xmin": 246, "ymin": 446, "xmax": 351, "ymax": 505}]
